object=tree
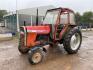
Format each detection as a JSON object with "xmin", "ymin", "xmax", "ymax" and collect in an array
[
  {"xmin": 82, "ymin": 11, "xmax": 93, "ymax": 23},
  {"xmin": 0, "ymin": 10, "xmax": 7, "ymax": 22},
  {"xmin": 82, "ymin": 11, "xmax": 93, "ymax": 28},
  {"xmin": 75, "ymin": 12, "xmax": 81, "ymax": 25}
]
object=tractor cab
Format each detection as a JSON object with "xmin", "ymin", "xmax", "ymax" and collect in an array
[{"xmin": 42, "ymin": 8, "xmax": 76, "ymax": 40}]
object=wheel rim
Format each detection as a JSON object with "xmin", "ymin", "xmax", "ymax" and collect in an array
[
  {"xmin": 32, "ymin": 52, "xmax": 42, "ymax": 63},
  {"xmin": 70, "ymin": 33, "xmax": 81, "ymax": 50}
]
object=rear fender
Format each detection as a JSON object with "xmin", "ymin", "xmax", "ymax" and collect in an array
[{"xmin": 59, "ymin": 25, "xmax": 76, "ymax": 40}]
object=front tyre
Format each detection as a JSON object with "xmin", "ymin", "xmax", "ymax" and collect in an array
[
  {"xmin": 28, "ymin": 48, "xmax": 45, "ymax": 65},
  {"xmin": 63, "ymin": 28, "xmax": 82, "ymax": 54}
]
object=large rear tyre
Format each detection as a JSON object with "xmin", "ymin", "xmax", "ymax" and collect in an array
[
  {"xmin": 63, "ymin": 28, "xmax": 82, "ymax": 54},
  {"xmin": 28, "ymin": 48, "xmax": 45, "ymax": 65}
]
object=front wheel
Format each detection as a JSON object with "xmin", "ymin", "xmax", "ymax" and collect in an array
[
  {"xmin": 63, "ymin": 28, "xmax": 82, "ymax": 54},
  {"xmin": 28, "ymin": 48, "xmax": 45, "ymax": 64}
]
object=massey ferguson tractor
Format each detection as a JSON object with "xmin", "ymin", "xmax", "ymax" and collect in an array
[{"xmin": 18, "ymin": 8, "xmax": 82, "ymax": 64}]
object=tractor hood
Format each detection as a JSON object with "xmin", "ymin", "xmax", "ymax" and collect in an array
[{"xmin": 23, "ymin": 26, "xmax": 50, "ymax": 34}]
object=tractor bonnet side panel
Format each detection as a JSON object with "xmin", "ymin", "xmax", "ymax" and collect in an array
[
  {"xmin": 27, "ymin": 33, "xmax": 37, "ymax": 47},
  {"xmin": 26, "ymin": 26, "xmax": 50, "ymax": 34},
  {"xmin": 25, "ymin": 26, "xmax": 50, "ymax": 47}
]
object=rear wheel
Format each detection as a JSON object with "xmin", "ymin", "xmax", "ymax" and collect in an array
[
  {"xmin": 63, "ymin": 28, "xmax": 82, "ymax": 54},
  {"xmin": 28, "ymin": 48, "xmax": 45, "ymax": 64}
]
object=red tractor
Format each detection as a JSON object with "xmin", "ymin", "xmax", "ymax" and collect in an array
[{"xmin": 18, "ymin": 8, "xmax": 82, "ymax": 64}]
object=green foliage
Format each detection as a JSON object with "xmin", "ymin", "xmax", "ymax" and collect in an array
[
  {"xmin": 75, "ymin": 12, "xmax": 81, "ymax": 25},
  {"xmin": 0, "ymin": 10, "xmax": 7, "ymax": 22},
  {"xmin": 82, "ymin": 11, "xmax": 93, "ymax": 23},
  {"xmin": 75, "ymin": 11, "xmax": 93, "ymax": 26}
]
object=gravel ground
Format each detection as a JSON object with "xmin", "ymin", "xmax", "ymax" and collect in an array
[{"xmin": 0, "ymin": 31, "xmax": 93, "ymax": 70}]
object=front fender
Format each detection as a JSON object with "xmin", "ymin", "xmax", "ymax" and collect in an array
[{"xmin": 28, "ymin": 46, "xmax": 43, "ymax": 54}]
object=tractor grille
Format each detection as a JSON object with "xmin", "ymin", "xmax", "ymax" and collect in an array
[
  {"xmin": 19, "ymin": 27, "xmax": 25, "ymax": 46},
  {"xmin": 20, "ymin": 34, "xmax": 25, "ymax": 46}
]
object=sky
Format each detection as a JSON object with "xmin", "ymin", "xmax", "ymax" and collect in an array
[{"xmin": 0, "ymin": 0, "xmax": 93, "ymax": 14}]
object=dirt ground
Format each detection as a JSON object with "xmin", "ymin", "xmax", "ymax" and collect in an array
[{"xmin": 0, "ymin": 31, "xmax": 93, "ymax": 70}]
